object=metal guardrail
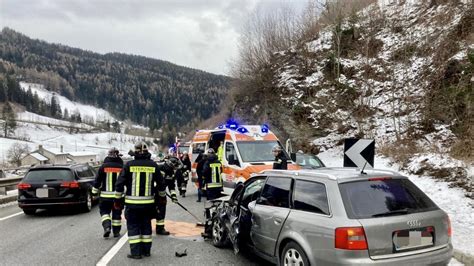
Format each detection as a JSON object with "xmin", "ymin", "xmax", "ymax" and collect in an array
[
  {"xmin": 0, "ymin": 177, "xmax": 23, "ymax": 188},
  {"xmin": 0, "ymin": 177, "xmax": 22, "ymax": 196}
]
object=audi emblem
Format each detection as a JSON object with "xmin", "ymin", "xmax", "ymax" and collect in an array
[{"xmin": 407, "ymin": 220, "xmax": 421, "ymax": 227}]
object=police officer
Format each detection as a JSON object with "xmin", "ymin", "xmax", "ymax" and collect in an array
[
  {"xmin": 155, "ymin": 156, "xmax": 182, "ymax": 235},
  {"xmin": 92, "ymin": 147, "xmax": 124, "ymax": 238},
  {"xmin": 272, "ymin": 145, "xmax": 287, "ymax": 170},
  {"xmin": 202, "ymin": 148, "xmax": 223, "ymax": 200},
  {"xmin": 115, "ymin": 142, "xmax": 166, "ymax": 259}
]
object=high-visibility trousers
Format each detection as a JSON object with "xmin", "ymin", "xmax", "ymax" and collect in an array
[
  {"xmin": 155, "ymin": 201, "xmax": 167, "ymax": 229},
  {"xmin": 99, "ymin": 199, "xmax": 122, "ymax": 234},
  {"xmin": 125, "ymin": 205, "xmax": 154, "ymax": 256}
]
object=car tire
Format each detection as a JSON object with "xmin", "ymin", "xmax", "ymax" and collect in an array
[
  {"xmin": 80, "ymin": 191, "xmax": 93, "ymax": 213},
  {"xmin": 211, "ymin": 216, "xmax": 230, "ymax": 248},
  {"xmin": 23, "ymin": 209, "xmax": 36, "ymax": 215},
  {"xmin": 280, "ymin": 241, "xmax": 310, "ymax": 266}
]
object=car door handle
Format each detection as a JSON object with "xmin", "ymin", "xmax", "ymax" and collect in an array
[{"xmin": 274, "ymin": 217, "xmax": 282, "ymax": 225}]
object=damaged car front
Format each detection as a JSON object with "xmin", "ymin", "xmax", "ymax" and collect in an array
[{"xmin": 203, "ymin": 176, "xmax": 266, "ymax": 254}]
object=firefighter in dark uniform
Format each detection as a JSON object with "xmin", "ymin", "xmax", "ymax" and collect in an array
[
  {"xmin": 195, "ymin": 152, "xmax": 207, "ymax": 202},
  {"xmin": 272, "ymin": 145, "xmax": 287, "ymax": 170},
  {"xmin": 115, "ymin": 142, "xmax": 166, "ymax": 259},
  {"xmin": 177, "ymin": 152, "xmax": 191, "ymax": 197},
  {"xmin": 202, "ymin": 148, "xmax": 223, "ymax": 200},
  {"xmin": 155, "ymin": 156, "xmax": 182, "ymax": 235},
  {"xmin": 92, "ymin": 147, "xmax": 124, "ymax": 238}
]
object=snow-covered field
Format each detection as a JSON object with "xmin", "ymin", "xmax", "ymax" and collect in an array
[
  {"xmin": 319, "ymin": 148, "xmax": 474, "ymax": 258},
  {"xmin": 0, "ymin": 114, "xmax": 156, "ymax": 166}
]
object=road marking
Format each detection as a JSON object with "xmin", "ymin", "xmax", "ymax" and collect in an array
[
  {"xmin": 96, "ymin": 233, "xmax": 128, "ymax": 266},
  {"xmin": 0, "ymin": 211, "xmax": 23, "ymax": 221}
]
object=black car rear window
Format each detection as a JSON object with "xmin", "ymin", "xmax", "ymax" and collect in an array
[
  {"xmin": 339, "ymin": 178, "xmax": 438, "ymax": 219},
  {"xmin": 24, "ymin": 169, "xmax": 74, "ymax": 182}
]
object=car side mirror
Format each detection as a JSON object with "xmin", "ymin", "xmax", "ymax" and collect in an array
[{"xmin": 290, "ymin": 153, "xmax": 296, "ymax": 162}]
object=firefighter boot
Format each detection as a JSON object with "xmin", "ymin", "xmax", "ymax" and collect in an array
[
  {"xmin": 103, "ymin": 227, "xmax": 111, "ymax": 238},
  {"xmin": 156, "ymin": 225, "xmax": 170, "ymax": 235}
]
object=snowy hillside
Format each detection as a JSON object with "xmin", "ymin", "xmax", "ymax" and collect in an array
[
  {"xmin": 0, "ymin": 112, "xmax": 157, "ymax": 165},
  {"xmin": 1, "ymin": 84, "xmax": 158, "ymax": 166},
  {"xmin": 271, "ymin": 0, "xmax": 473, "ymax": 197},
  {"xmin": 19, "ymin": 82, "xmax": 115, "ymax": 124}
]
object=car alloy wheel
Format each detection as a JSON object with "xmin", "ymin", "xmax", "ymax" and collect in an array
[
  {"xmin": 86, "ymin": 192, "xmax": 92, "ymax": 210},
  {"xmin": 212, "ymin": 218, "xmax": 224, "ymax": 245},
  {"xmin": 81, "ymin": 191, "xmax": 92, "ymax": 212},
  {"xmin": 284, "ymin": 248, "xmax": 304, "ymax": 266}
]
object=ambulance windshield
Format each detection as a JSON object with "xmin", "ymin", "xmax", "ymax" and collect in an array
[{"xmin": 237, "ymin": 141, "xmax": 286, "ymax": 162}]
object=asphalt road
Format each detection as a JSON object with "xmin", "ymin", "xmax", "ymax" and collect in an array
[{"xmin": 0, "ymin": 183, "xmax": 271, "ymax": 266}]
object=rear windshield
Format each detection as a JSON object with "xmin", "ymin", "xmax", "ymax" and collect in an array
[
  {"xmin": 339, "ymin": 178, "xmax": 438, "ymax": 219},
  {"xmin": 24, "ymin": 169, "xmax": 74, "ymax": 182}
]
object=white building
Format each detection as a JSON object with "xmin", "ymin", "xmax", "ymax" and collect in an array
[
  {"xmin": 67, "ymin": 151, "xmax": 98, "ymax": 164},
  {"xmin": 21, "ymin": 145, "xmax": 69, "ymax": 166}
]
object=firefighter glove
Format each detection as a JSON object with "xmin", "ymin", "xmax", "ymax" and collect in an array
[{"xmin": 171, "ymin": 193, "xmax": 178, "ymax": 203}]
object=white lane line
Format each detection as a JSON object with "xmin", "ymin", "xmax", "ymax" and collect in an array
[
  {"xmin": 0, "ymin": 211, "xmax": 23, "ymax": 221},
  {"xmin": 96, "ymin": 233, "xmax": 128, "ymax": 266}
]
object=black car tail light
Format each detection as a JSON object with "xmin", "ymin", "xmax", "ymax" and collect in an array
[
  {"xmin": 60, "ymin": 181, "xmax": 80, "ymax": 188},
  {"xmin": 17, "ymin": 183, "xmax": 31, "ymax": 190}
]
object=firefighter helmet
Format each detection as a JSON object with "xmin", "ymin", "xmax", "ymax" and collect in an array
[
  {"xmin": 134, "ymin": 142, "xmax": 148, "ymax": 154},
  {"xmin": 108, "ymin": 147, "xmax": 120, "ymax": 158},
  {"xmin": 166, "ymin": 156, "xmax": 182, "ymax": 170}
]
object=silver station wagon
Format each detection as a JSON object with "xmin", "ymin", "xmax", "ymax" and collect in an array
[{"xmin": 204, "ymin": 168, "xmax": 453, "ymax": 265}]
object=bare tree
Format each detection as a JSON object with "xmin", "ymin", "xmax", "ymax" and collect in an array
[{"xmin": 7, "ymin": 142, "xmax": 30, "ymax": 167}]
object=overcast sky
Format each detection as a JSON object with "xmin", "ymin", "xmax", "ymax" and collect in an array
[{"xmin": 0, "ymin": 0, "xmax": 307, "ymax": 75}]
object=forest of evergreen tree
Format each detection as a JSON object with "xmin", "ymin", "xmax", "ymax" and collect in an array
[{"xmin": 0, "ymin": 27, "xmax": 231, "ymax": 135}]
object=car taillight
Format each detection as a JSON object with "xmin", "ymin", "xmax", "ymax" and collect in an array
[
  {"xmin": 368, "ymin": 177, "xmax": 391, "ymax": 181},
  {"xmin": 335, "ymin": 227, "xmax": 368, "ymax": 250},
  {"xmin": 17, "ymin": 183, "xmax": 31, "ymax": 190},
  {"xmin": 61, "ymin": 181, "xmax": 80, "ymax": 188},
  {"xmin": 447, "ymin": 216, "xmax": 452, "ymax": 237}
]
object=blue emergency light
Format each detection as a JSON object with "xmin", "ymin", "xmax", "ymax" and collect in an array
[
  {"xmin": 225, "ymin": 119, "xmax": 239, "ymax": 130},
  {"xmin": 261, "ymin": 124, "xmax": 269, "ymax": 133},
  {"xmin": 237, "ymin": 127, "xmax": 249, "ymax": 134}
]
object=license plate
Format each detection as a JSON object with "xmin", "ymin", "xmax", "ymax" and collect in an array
[
  {"xmin": 393, "ymin": 227, "xmax": 434, "ymax": 251},
  {"xmin": 36, "ymin": 188, "xmax": 49, "ymax": 198}
]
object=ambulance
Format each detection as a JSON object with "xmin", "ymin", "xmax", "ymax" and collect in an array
[{"xmin": 190, "ymin": 121, "xmax": 300, "ymax": 188}]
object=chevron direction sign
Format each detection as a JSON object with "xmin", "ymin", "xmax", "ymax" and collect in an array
[{"xmin": 343, "ymin": 139, "xmax": 375, "ymax": 168}]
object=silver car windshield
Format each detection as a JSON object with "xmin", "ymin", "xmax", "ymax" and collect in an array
[{"xmin": 236, "ymin": 141, "xmax": 286, "ymax": 162}]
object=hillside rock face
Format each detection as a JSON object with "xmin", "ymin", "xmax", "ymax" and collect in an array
[
  {"xmin": 235, "ymin": 0, "xmax": 473, "ymax": 194},
  {"xmin": 276, "ymin": 0, "xmax": 472, "ymax": 147}
]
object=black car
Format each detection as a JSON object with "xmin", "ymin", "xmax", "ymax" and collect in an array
[{"xmin": 17, "ymin": 164, "xmax": 97, "ymax": 215}]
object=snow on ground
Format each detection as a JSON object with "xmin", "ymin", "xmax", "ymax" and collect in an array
[
  {"xmin": 17, "ymin": 111, "xmax": 94, "ymax": 129},
  {"xmin": 19, "ymin": 82, "xmax": 115, "ymax": 124},
  {"xmin": 318, "ymin": 148, "xmax": 474, "ymax": 257},
  {"xmin": 0, "ymin": 119, "xmax": 157, "ymax": 166}
]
